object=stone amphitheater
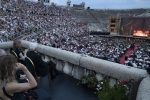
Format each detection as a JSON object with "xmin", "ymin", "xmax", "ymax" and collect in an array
[
  {"xmin": 69, "ymin": 8, "xmax": 150, "ymax": 31},
  {"xmin": 1, "ymin": 1, "xmax": 150, "ymax": 99}
]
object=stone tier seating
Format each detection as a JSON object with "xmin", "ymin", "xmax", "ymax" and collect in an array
[{"xmin": 70, "ymin": 8, "xmax": 150, "ymax": 31}]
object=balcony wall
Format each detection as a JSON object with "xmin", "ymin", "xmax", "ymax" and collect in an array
[
  {"xmin": 0, "ymin": 40, "xmax": 150, "ymax": 100},
  {"xmin": 21, "ymin": 40, "xmax": 150, "ymax": 81}
]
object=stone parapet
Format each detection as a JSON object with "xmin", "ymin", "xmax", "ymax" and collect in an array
[
  {"xmin": 136, "ymin": 77, "xmax": 150, "ymax": 100},
  {"xmin": 20, "ymin": 40, "xmax": 148, "ymax": 81},
  {"xmin": 0, "ymin": 41, "xmax": 13, "ymax": 49}
]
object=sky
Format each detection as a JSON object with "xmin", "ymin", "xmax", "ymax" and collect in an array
[{"xmin": 31, "ymin": 0, "xmax": 150, "ymax": 9}]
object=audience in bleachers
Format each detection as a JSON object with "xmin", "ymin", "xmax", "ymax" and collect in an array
[
  {"xmin": 125, "ymin": 40, "xmax": 150, "ymax": 69},
  {"xmin": 0, "ymin": 0, "xmax": 150, "ymax": 71}
]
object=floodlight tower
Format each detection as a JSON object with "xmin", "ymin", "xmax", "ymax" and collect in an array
[
  {"xmin": 0, "ymin": 0, "xmax": 2, "ymax": 8},
  {"xmin": 81, "ymin": 2, "xmax": 85, "ymax": 9},
  {"xmin": 67, "ymin": 0, "xmax": 71, "ymax": 10}
]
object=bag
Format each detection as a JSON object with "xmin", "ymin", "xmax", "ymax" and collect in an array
[
  {"xmin": 12, "ymin": 92, "xmax": 26, "ymax": 100},
  {"xmin": 23, "ymin": 90, "xmax": 39, "ymax": 100}
]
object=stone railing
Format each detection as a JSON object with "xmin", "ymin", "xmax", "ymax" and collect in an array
[
  {"xmin": 21, "ymin": 40, "xmax": 149, "ymax": 81},
  {"xmin": 0, "ymin": 40, "xmax": 150, "ymax": 100},
  {"xmin": 136, "ymin": 77, "xmax": 150, "ymax": 100}
]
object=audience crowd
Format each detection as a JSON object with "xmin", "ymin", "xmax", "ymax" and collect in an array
[{"xmin": 0, "ymin": 0, "xmax": 150, "ymax": 70}]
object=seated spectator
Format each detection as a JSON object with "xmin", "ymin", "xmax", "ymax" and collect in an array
[
  {"xmin": 147, "ymin": 63, "xmax": 150, "ymax": 74},
  {"xmin": 130, "ymin": 44, "xmax": 135, "ymax": 49},
  {"xmin": 126, "ymin": 62, "xmax": 133, "ymax": 67},
  {"xmin": 125, "ymin": 55, "xmax": 128, "ymax": 61},
  {"xmin": 26, "ymin": 42, "xmax": 58, "ymax": 79},
  {"xmin": 114, "ymin": 58, "xmax": 120, "ymax": 64},
  {"xmin": 12, "ymin": 40, "xmax": 28, "ymax": 65},
  {"xmin": 132, "ymin": 61, "xmax": 137, "ymax": 68},
  {"xmin": 124, "ymin": 55, "xmax": 129, "ymax": 65},
  {"xmin": 0, "ymin": 55, "xmax": 37, "ymax": 100}
]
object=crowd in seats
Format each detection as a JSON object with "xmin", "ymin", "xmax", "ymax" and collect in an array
[
  {"xmin": 0, "ymin": 1, "xmax": 150, "ymax": 69},
  {"xmin": 0, "ymin": 1, "xmax": 150, "ymax": 70},
  {"xmin": 125, "ymin": 40, "xmax": 150, "ymax": 69},
  {"xmin": 0, "ymin": 1, "xmax": 150, "ymax": 99},
  {"xmin": 0, "ymin": 0, "xmax": 87, "ymax": 42},
  {"xmin": 0, "ymin": 33, "xmax": 10, "ymax": 42},
  {"xmin": 0, "ymin": 1, "xmax": 46, "ymax": 40}
]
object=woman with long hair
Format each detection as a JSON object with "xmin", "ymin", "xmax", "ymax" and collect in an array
[{"xmin": 0, "ymin": 55, "xmax": 37, "ymax": 100}]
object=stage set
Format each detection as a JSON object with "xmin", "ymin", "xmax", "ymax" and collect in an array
[
  {"xmin": 119, "ymin": 17, "xmax": 150, "ymax": 37},
  {"xmin": 90, "ymin": 17, "xmax": 150, "ymax": 39}
]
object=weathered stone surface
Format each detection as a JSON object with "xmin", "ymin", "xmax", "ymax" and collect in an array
[
  {"xmin": 56, "ymin": 60, "xmax": 64, "ymax": 71},
  {"xmin": 72, "ymin": 65, "xmax": 86, "ymax": 79},
  {"xmin": 20, "ymin": 40, "xmax": 29, "ymax": 48},
  {"xmin": 80, "ymin": 56, "xmax": 148, "ymax": 81},
  {"xmin": 21, "ymin": 40, "xmax": 81, "ymax": 65},
  {"xmin": 136, "ymin": 77, "xmax": 150, "ymax": 100},
  {"xmin": 0, "ymin": 41, "xmax": 13, "ymax": 49},
  {"xmin": 109, "ymin": 78, "xmax": 117, "ymax": 87},
  {"xmin": 96, "ymin": 74, "xmax": 103, "ymax": 81},
  {"xmin": 63, "ymin": 62, "xmax": 72, "ymax": 75}
]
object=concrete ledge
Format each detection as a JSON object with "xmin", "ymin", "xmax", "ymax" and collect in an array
[
  {"xmin": 136, "ymin": 77, "xmax": 150, "ymax": 100},
  {"xmin": 80, "ymin": 56, "xmax": 148, "ymax": 81},
  {"xmin": 0, "ymin": 41, "xmax": 13, "ymax": 49},
  {"xmin": 21, "ymin": 40, "xmax": 81, "ymax": 65},
  {"xmin": 0, "ymin": 40, "xmax": 148, "ymax": 82}
]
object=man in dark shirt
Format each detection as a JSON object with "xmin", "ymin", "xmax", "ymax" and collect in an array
[{"xmin": 26, "ymin": 42, "xmax": 57, "ymax": 79}]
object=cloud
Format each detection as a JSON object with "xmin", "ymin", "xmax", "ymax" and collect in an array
[
  {"xmin": 51, "ymin": 0, "xmax": 65, "ymax": 4},
  {"xmin": 51, "ymin": 0, "xmax": 58, "ymax": 3},
  {"xmin": 134, "ymin": 0, "xmax": 140, "ymax": 2}
]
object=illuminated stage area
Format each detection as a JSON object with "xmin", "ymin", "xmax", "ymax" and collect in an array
[
  {"xmin": 133, "ymin": 30, "xmax": 149, "ymax": 37},
  {"xmin": 119, "ymin": 17, "xmax": 150, "ymax": 37}
]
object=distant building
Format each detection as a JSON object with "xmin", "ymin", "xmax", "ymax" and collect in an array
[
  {"xmin": 38, "ymin": 0, "xmax": 50, "ymax": 4},
  {"xmin": 73, "ymin": 2, "xmax": 85, "ymax": 10},
  {"xmin": 0, "ymin": 0, "xmax": 1, "ymax": 8},
  {"xmin": 44, "ymin": 0, "xmax": 50, "ymax": 3}
]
